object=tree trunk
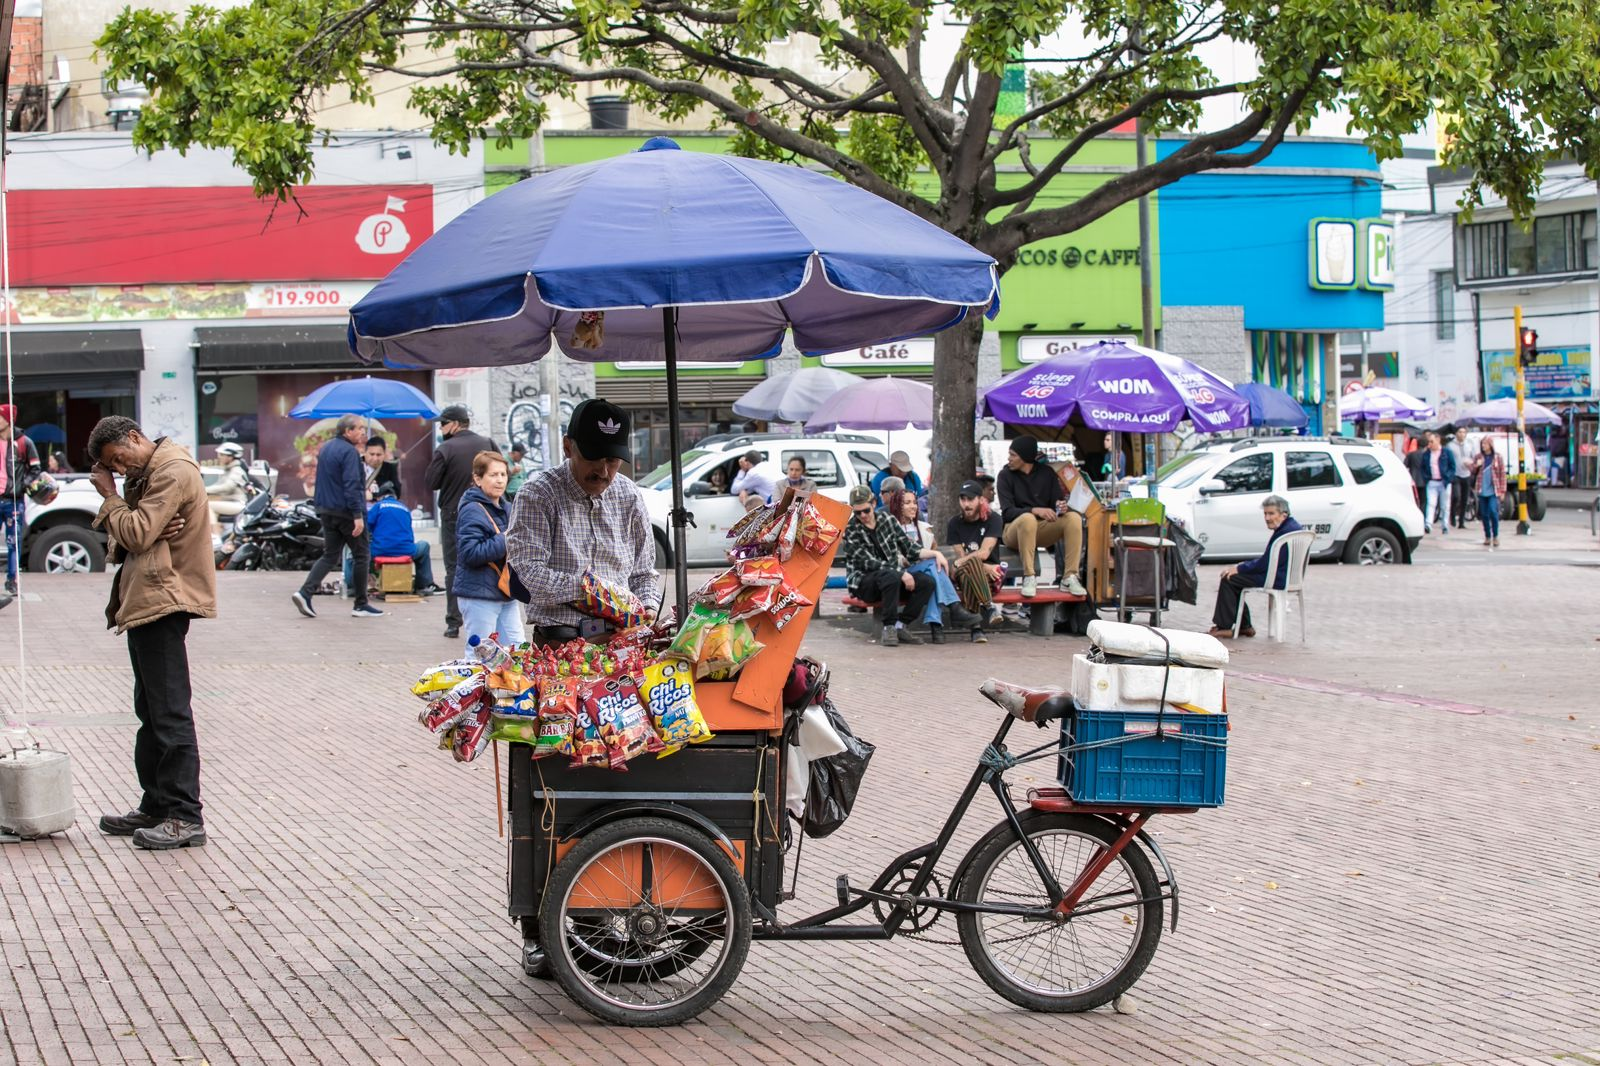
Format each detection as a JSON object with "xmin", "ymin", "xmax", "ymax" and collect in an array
[{"xmin": 929, "ymin": 311, "xmax": 985, "ymax": 532}]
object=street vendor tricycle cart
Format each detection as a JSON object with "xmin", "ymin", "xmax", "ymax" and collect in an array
[{"xmin": 505, "ymin": 495, "xmax": 1208, "ymax": 1026}]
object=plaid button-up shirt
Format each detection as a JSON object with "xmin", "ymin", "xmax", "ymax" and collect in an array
[
  {"xmin": 839, "ymin": 510, "xmax": 917, "ymax": 590},
  {"xmin": 505, "ymin": 463, "xmax": 661, "ymax": 628}
]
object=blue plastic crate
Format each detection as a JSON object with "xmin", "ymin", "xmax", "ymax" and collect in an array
[{"xmin": 1059, "ymin": 708, "xmax": 1228, "ymax": 808}]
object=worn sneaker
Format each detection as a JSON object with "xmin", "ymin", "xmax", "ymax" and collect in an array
[
  {"xmin": 132, "ymin": 818, "xmax": 206, "ymax": 850},
  {"xmin": 351, "ymin": 604, "xmax": 385, "ymax": 618},
  {"xmin": 1020, "ymin": 575, "xmax": 1038, "ymax": 598},
  {"xmin": 1061, "ymin": 573, "xmax": 1087, "ymax": 596},
  {"xmin": 970, "ymin": 628, "xmax": 988, "ymax": 644},
  {"xmin": 894, "ymin": 626, "xmax": 924, "ymax": 645},
  {"xmin": 929, "ymin": 624, "xmax": 946, "ymax": 645},
  {"xmin": 880, "ymin": 625, "xmax": 899, "ymax": 647},
  {"xmin": 291, "ymin": 590, "xmax": 315, "ymax": 618},
  {"xmin": 99, "ymin": 809, "xmax": 162, "ymax": 836},
  {"xmin": 445, "ymin": 626, "xmax": 461, "ymax": 639},
  {"xmin": 948, "ymin": 605, "xmax": 983, "ymax": 629}
]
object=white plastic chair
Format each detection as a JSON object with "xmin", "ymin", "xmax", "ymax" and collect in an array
[{"xmin": 1234, "ymin": 529, "xmax": 1316, "ymax": 642}]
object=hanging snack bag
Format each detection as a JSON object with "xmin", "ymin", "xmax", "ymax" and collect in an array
[
  {"xmin": 410, "ymin": 659, "xmax": 482, "ymax": 700},
  {"xmin": 768, "ymin": 578, "xmax": 814, "ymax": 631},
  {"xmin": 774, "ymin": 505, "xmax": 803, "ymax": 562},
  {"xmin": 698, "ymin": 618, "xmax": 764, "ymax": 678},
  {"xmin": 489, "ymin": 714, "xmax": 540, "ymax": 746},
  {"xmin": 534, "ymin": 675, "xmax": 581, "ymax": 759},
  {"xmin": 797, "ymin": 503, "xmax": 842, "ymax": 555},
  {"xmin": 487, "ymin": 667, "xmax": 536, "ymax": 700},
  {"xmin": 452, "ymin": 706, "xmax": 494, "ymax": 763},
  {"xmin": 574, "ymin": 570, "xmax": 649, "ymax": 629},
  {"xmin": 420, "ymin": 674, "xmax": 486, "ymax": 734},
  {"xmin": 591, "ymin": 674, "xmax": 664, "ymax": 762},
  {"xmin": 574, "ymin": 678, "xmax": 628, "ymax": 771},
  {"xmin": 667, "ymin": 603, "xmax": 725, "ymax": 663},
  {"xmin": 734, "ymin": 555, "xmax": 784, "ymax": 587},
  {"xmin": 726, "ymin": 503, "xmax": 775, "ymax": 544},
  {"xmin": 728, "ymin": 583, "xmax": 779, "ymax": 621},
  {"xmin": 640, "ymin": 658, "xmax": 714, "ymax": 756},
  {"xmin": 694, "ymin": 567, "xmax": 745, "ymax": 606}
]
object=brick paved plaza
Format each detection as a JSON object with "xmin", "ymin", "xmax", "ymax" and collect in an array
[{"xmin": 2, "ymin": 521, "xmax": 1598, "ymax": 1065}]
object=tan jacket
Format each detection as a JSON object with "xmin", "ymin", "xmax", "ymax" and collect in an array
[{"xmin": 93, "ymin": 438, "xmax": 218, "ymax": 634}]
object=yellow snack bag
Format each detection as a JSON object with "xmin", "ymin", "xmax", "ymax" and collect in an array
[{"xmin": 640, "ymin": 658, "xmax": 714, "ymax": 757}]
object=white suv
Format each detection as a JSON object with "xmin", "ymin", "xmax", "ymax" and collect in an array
[
  {"xmin": 637, "ymin": 433, "xmax": 890, "ymax": 566},
  {"xmin": 1136, "ymin": 437, "xmax": 1424, "ymax": 565}
]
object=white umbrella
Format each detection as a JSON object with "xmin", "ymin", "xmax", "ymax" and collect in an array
[
  {"xmin": 1339, "ymin": 386, "xmax": 1435, "ymax": 422},
  {"xmin": 732, "ymin": 366, "xmax": 859, "ymax": 423}
]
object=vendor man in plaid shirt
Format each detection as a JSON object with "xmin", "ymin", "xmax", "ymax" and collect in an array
[
  {"xmin": 506, "ymin": 398, "xmax": 660, "ymax": 645},
  {"xmin": 840, "ymin": 483, "xmax": 945, "ymax": 647}
]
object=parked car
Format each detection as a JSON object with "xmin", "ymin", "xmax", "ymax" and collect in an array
[
  {"xmin": 1133, "ymin": 436, "xmax": 1424, "ymax": 565},
  {"xmin": 2, "ymin": 462, "xmax": 275, "ymax": 575},
  {"xmin": 639, "ymin": 433, "xmax": 889, "ymax": 566}
]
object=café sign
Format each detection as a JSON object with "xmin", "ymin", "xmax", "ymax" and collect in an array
[{"xmin": 820, "ymin": 338, "xmax": 936, "ymax": 368}]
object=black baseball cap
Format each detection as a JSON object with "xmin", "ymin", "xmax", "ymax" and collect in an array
[
  {"xmin": 567, "ymin": 398, "xmax": 632, "ymax": 462},
  {"xmin": 959, "ymin": 480, "xmax": 984, "ymax": 498},
  {"xmin": 434, "ymin": 403, "xmax": 470, "ymax": 424}
]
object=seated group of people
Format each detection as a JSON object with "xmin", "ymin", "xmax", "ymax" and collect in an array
[{"xmin": 839, "ymin": 435, "xmax": 1090, "ymax": 646}]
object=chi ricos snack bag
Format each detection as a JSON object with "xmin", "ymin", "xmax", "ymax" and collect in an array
[
  {"xmin": 590, "ymin": 674, "xmax": 664, "ymax": 762},
  {"xmin": 640, "ymin": 658, "xmax": 714, "ymax": 756},
  {"xmin": 574, "ymin": 678, "xmax": 627, "ymax": 770}
]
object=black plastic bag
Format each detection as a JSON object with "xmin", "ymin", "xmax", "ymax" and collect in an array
[
  {"xmin": 1165, "ymin": 520, "xmax": 1203, "ymax": 606},
  {"xmin": 804, "ymin": 699, "xmax": 875, "ymax": 839}
]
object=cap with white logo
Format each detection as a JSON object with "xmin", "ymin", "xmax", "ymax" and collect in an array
[{"xmin": 566, "ymin": 398, "xmax": 633, "ymax": 462}]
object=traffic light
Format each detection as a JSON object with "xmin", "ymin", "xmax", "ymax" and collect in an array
[{"xmin": 1520, "ymin": 327, "xmax": 1539, "ymax": 366}]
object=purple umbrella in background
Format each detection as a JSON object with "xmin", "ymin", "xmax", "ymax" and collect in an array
[
  {"xmin": 1338, "ymin": 386, "xmax": 1434, "ymax": 423},
  {"xmin": 979, "ymin": 341, "xmax": 1251, "ymax": 433},
  {"xmin": 1454, "ymin": 397, "xmax": 1559, "ymax": 427},
  {"xmin": 806, "ymin": 377, "xmax": 934, "ymax": 432}
]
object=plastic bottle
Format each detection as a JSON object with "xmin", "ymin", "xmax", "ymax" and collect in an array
[{"xmin": 468, "ymin": 634, "xmax": 511, "ymax": 671}]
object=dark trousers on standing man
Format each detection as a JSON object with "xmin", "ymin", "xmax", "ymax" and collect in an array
[
  {"xmin": 128, "ymin": 612, "xmax": 203, "ymax": 824},
  {"xmin": 441, "ymin": 510, "xmax": 462, "ymax": 629},
  {"xmin": 1450, "ymin": 478, "xmax": 1471, "ymax": 528},
  {"xmin": 1211, "ymin": 572, "xmax": 1263, "ymax": 632},
  {"xmin": 854, "ymin": 568, "xmax": 935, "ymax": 627},
  {"xmin": 300, "ymin": 513, "xmax": 370, "ymax": 608}
]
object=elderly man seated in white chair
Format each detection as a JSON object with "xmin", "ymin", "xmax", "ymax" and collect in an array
[{"xmin": 1208, "ymin": 495, "xmax": 1302, "ymax": 639}]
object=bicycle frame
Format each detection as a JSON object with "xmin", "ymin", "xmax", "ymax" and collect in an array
[{"xmin": 755, "ymin": 709, "xmax": 1154, "ymax": 942}]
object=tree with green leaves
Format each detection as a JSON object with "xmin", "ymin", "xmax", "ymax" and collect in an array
[{"xmin": 99, "ymin": 0, "xmax": 1600, "ymax": 519}]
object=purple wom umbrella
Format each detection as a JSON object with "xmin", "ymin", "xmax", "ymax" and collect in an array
[
  {"xmin": 806, "ymin": 377, "xmax": 934, "ymax": 432},
  {"xmin": 979, "ymin": 341, "xmax": 1251, "ymax": 432}
]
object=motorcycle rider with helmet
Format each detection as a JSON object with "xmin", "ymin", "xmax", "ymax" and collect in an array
[{"xmin": 206, "ymin": 442, "xmax": 253, "ymax": 529}]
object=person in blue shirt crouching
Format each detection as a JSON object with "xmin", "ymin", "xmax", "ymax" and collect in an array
[{"xmin": 345, "ymin": 483, "xmax": 438, "ymax": 596}]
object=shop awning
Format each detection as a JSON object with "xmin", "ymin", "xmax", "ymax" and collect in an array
[
  {"xmin": 194, "ymin": 325, "xmax": 358, "ymax": 371},
  {"xmin": 5, "ymin": 329, "xmax": 145, "ymax": 374}
]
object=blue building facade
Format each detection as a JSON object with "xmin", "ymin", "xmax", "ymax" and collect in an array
[{"xmin": 1157, "ymin": 138, "xmax": 1388, "ymax": 432}]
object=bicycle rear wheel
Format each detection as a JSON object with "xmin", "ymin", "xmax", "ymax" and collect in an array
[{"xmin": 956, "ymin": 813, "xmax": 1162, "ymax": 1012}]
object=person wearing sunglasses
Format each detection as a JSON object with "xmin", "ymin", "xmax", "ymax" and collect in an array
[{"xmin": 839, "ymin": 484, "xmax": 943, "ymax": 647}]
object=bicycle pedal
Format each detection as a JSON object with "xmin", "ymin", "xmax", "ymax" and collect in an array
[{"xmin": 836, "ymin": 875, "xmax": 851, "ymax": 906}]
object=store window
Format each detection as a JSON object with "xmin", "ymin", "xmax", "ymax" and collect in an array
[
  {"xmin": 1212, "ymin": 453, "xmax": 1274, "ymax": 494},
  {"xmin": 1463, "ymin": 213, "xmax": 1595, "ymax": 280},
  {"xmin": 1286, "ymin": 450, "xmax": 1342, "ymax": 489},
  {"xmin": 1433, "ymin": 270, "xmax": 1455, "ymax": 340}
]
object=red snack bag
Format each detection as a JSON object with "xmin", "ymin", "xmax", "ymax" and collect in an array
[
  {"xmin": 420, "ymin": 674, "xmax": 486, "ymax": 734},
  {"xmin": 774, "ymin": 506, "xmax": 802, "ymax": 562},
  {"xmin": 728, "ymin": 583, "xmax": 779, "ymax": 621},
  {"xmin": 694, "ymin": 567, "xmax": 745, "ymax": 606},
  {"xmin": 535, "ymin": 675, "xmax": 582, "ymax": 759},
  {"xmin": 591, "ymin": 674, "xmax": 665, "ymax": 762},
  {"xmin": 734, "ymin": 555, "xmax": 783, "ymax": 587},
  {"xmin": 797, "ymin": 503, "xmax": 841, "ymax": 555},
  {"xmin": 575, "ymin": 677, "xmax": 629, "ymax": 770},
  {"xmin": 769, "ymin": 577, "xmax": 814, "ymax": 631},
  {"xmin": 452, "ymin": 706, "xmax": 493, "ymax": 763}
]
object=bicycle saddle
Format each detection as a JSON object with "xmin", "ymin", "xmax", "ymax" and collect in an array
[{"xmin": 979, "ymin": 679, "xmax": 1072, "ymax": 725}]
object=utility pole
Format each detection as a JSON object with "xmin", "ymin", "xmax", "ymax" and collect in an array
[
  {"xmin": 1513, "ymin": 305, "xmax": 1530, "ymax": 535},
  {"xmin": 1134, "ymin": 24, "xmax": 1158, "ymax": 492}
]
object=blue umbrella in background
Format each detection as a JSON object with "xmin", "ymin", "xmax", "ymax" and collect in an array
[
  {"xmin": 348, "ymin": 136, "xmax": 999, "ymax": 612},
  {"xmin": 1237, "ymin": 382, "xmax": 1310, "ymax": 429},
  {"xmin": 22, "ymin": 423, "xmax": 66, "ymax": 445},
  {"xmin": 288, "ymin": 376, "xmax": 439, "ymax": 420}
]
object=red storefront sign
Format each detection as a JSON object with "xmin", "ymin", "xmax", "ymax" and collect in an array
[{"xmin": 11, "ymin": 185, "xmax": 435, "ymax": 286}]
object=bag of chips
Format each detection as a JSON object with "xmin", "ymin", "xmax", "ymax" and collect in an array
[
  {"xmin": 774, "ymin": 506, "xmax": 803, "ymax": 562},
  {"xmin": 694, "ymin": 567, "xmax": 744, "ymax": 606},
  {"xmin": 420, "ymin": 674, "xmax": 486, "ymax": 734},
  {"xmin": 697, "ymin": 618, "xmax": 763, "ymax": 678},
  {"xmin": 728, "ymin": 583, "xmax": 779, "ymax": 621},
  {"xmin": 667, "ymin": 603, "xmax": 725, "ymax": 662},
  {"xmin": 489, "ymin": 713, "xmax": 540, "ymax": 746},
  {"xmin": 410, "ymin": 659, "xmax": 483, "ymax": 700},
  {"xmin": 726, "ymin": 503, "xmax": 775, "ymax": 543},
  {"xmin": 590, "ymin": 674, "xmax": 664, "ymax": 762},
  {"xmin": 575, "ymin": 678, "xmax": 629, "ymax": 770},
  {"xmin": 797, "ymin": 503, "xmax": 842, "ymax": 555},
  {"xmin": 487, "ymin": 667, "xmax": 536, "ymax": 700},
  {"xmin": 640, "ymin": 658, "xmax": 714, "ymax": 756},
  {"xmin": 734, "ymin": 556, "xmax": 783, "ymax": 587},
  {"xmin": 452, "ymin": 706, "xmax": 494, "ymax": 763},
  {"xmin": 573, "ymin": 570, "xmax": 649, "ymax": 628},
  {"xmin": 769, "ymin": 577, "xmax": 814, "ymax": 631},
  {"xmin": 535, "ymin": 675, "xmax": 581, "ymax": 758}
]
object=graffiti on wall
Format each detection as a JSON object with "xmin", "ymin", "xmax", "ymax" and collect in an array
[{"xmin": 504, "ymin": 379, "xmax": 589, "ymax": 472}]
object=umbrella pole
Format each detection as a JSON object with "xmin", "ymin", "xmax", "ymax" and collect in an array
[{"xmin": 662, "ymin": 306, "xmax": 690, "ymax": 618}]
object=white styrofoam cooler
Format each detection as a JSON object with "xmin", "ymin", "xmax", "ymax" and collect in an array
[
  {"xmin": 1085, "ymin": 620, "xmax": 1229, "ymax": 669},
  {"xmin": 1070, "ymin": 654, "xmax": 1225, "ymax": 716},
  {"xmin": 0, "ymin": 748, "xmax": 76, "ymax": 839}
]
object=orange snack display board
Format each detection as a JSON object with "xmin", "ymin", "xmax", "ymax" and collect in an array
[{"xmin": 696, "ymin": 493, "xmax": 847, "ymax": 733}]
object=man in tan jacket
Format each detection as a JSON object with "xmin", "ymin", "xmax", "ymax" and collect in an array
[{"xmin": 88, "ymin": 417, "xmax": 217, "ymax": 850}]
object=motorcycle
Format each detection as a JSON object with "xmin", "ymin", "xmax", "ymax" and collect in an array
[{"xmin": 216, "ymin": 492, "xmax": 325, "ymax": 571}]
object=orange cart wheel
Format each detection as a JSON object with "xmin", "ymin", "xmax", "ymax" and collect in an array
[{"xmin": 539, "ymin": 816, "xmax": 751, "ymax": 1026}]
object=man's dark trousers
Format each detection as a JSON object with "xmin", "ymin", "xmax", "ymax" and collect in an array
[
  {"xmin": 441, "ymin": 509, "xmax": 461, "ymax": 630},
  {"xmin": 855, "ymin": 568, "xmax": 935, "ymax": 626},
  {"xmin": 1211, "ymin": 572, "xmax": 1263, "ymax": 631},
  {"xmin": 128, "ymin": 612, "xmax": 203, "ymax": 824},
  {"xmin": 300, "ymin": 514, "xmax": 371, "ymax": 609},
  {"xmin": 1450, "ymin": 478, "xmax": 1470, "ymax": 528}
]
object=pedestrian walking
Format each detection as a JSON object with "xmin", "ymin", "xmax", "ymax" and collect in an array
[
  {"xmin": 292, "ymin": 415, "xmax": 384, "ymax": 619},
  {"xmin": 425, "ymin": 404, "xmax": 496, "ymax": 639},
  {"xmin": 1419, "ymin": 431, "xmax": 1456, "ymax": 534},
  {"xmin": 1445, "ymin": 427, "xmax": 1473, "ymax": 529},
  {"xmin": 453, "ymin": 451, "xmax": 527, "ymax": 653},
  {"xmin": 1469, "ymin": 436, "xmax": 1507, "ymax": 549},
  {"xmin": 0, "ymin": 404, "xmax": 42, "ymax": 594},
  {"xmin": 87, "ymin": 416, "xmax": 216, "ymax": 850}
]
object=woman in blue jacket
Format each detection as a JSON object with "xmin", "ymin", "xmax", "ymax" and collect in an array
[{"xmin": 452, "ymin": 451, "xmax": 526, "ymax": 652}]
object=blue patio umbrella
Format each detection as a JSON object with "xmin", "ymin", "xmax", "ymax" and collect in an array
[
  {"xmin": 1236, "ymin": 382, "xmax": 1309, "ymax": 429},
  {"xmin": 347, "ymin": 137, "xmax": 999, "ymax": 612},
  {"xmin": 288, "ymin": 376, "xmax": 439, "ymax": 420},
  {"xmin": 22, "ymin": 423, "xmax": 66, "ymax": 445}
]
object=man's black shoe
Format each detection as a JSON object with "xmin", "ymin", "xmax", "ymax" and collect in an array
[
  {"xmin": 894, "ymin": 627, "xmax": 924, "ymax": 645},
  {"xmin": 132, "ymin": 818, "xmax": 206, "ymax": 850},
  {"xmin": 948, "ymin": 605, "xmax": 983, "ymax": 629},
  {"xmin": 880, "ymin": 625, "xmax": 899, "ymax": 647},
  {"xmin": 4, "ymin": 578, "xmax": 15, "ymax": 594},
  {"xmin": 99, "ymin": 810, "xmax": 162, "ymax": 836},
  {"xmin": 291, "ymin": 590, "xmax": 315, "ymax": 618},
  {"xmin": 929, "ymin": 624, "xmax": 946, "ymax": 644},
  {"xmin": 444, "ymin": 626, "xmax": 461, "ymax": 639}
]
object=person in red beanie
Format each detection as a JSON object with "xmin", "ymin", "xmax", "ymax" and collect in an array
[{"xmin": 0, "ymin": 404, "xmax": 41, "ymax": 593}]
